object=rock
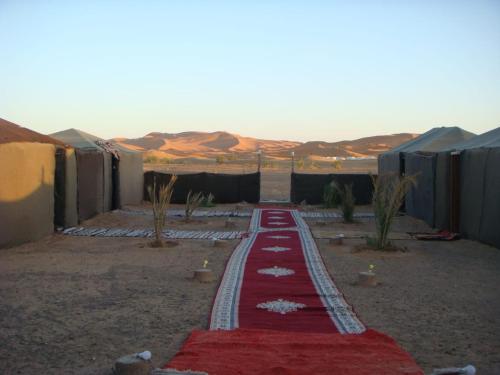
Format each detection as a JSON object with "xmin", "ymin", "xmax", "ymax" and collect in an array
[
  {"xmin": 358, "ymin": 271, "xmax": 377, "ymax": 287},
  {"xmin": 194, "ymin": 269, "xmax": 214, "ymax": 283},
  {"xmin": 152, "ymin": 368, "xmax": 209, "ymax": 375},
  {"xmin": 329, "ymin": 234, "xmax": 344, "ymax": 245},
  {"xmin": 114, "ymin": 354, "xmax": 152, "ymax": 375},
  {"xmin": 210, "ymin": 238, "xmax": 226, "ymax": 247}
]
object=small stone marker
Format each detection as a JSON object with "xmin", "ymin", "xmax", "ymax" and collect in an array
[
  {"xmin": 431, "ymin": 365, "xmax": 476, "ymax": 375},
  {"xmin": 114, "ymin": 353, "xmax": 152, "ymax": 375},
  {"xmin": 358, "ymin": 271, "xmax": 377, "ymax": 287},
  {"xmin": 152, "ymin": 368, "xmax": 209, "ymax": 375},
  {"xmin": 194, "ymin": 268, "xmax": 214, "ymax": 283},
  {"xmin": 225, "ymin": 218, "xmax": 236, "ymax": 228},
  {"xmin": 210, "ymin": 237, "xmax": 225, "ymax": 247},
  {"xmin": 329, "ymin": 234, "xmax": 344, "ymax": 245}
]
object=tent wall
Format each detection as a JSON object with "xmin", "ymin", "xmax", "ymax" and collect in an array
[
  {"xmin": 434, "ymin": 152, "xmax": 451, "ymax": 230},
  {"xmin": 54, "ymin": 148, "xmax": 66, "ymax": 227},
  {"xmin": 75, "ymin": 149, "xmax": 104, "ymax": 221},
  {"xmin": 479, "ymin": 148, "xmax": 500, "ymax": 248},
  {"xmin": 0, "ymin": 142, "xmax": 55, "ymax": 248},
  {"xmin": 378, "ymin": 153, "xmax": 401, "ymax": 176},
  {"xmin": 102, "ymin": 152, "xmax": 113, "ymax": 212},
  {"xmin": 405, "ymin": 153, "xmax": 437, "ymax": 227},
  {"xmin": 460, "ymin": 148, "xmax": 500, "ymax": 248},
  {"xmin": 290, "ymin": 173, "xmax": 374, "ymax": 205},
  {"xmin": 119, "ymin": 152, "xmax": 144, "ymax": 205},
  {"xmin": 459, "ymin": 149, "xmax": 487, "ymax": 240},
  {"xmin": 64, "ymin": 148, "xmax": 78, "ymax": 227},
  {"xmin": 144, "ymin": 171, "xmax": 260, "ymax": 204}
]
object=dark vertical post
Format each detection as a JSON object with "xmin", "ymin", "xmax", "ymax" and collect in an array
[
  {"xmin": 450, "ymin": 151, "xmax": 461, "ymax": 232},
  {"xmin": 291, "ymin": 151, "xmax": 295, "ymax": 173}
]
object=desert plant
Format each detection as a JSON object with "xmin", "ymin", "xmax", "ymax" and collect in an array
[
  {"xmin": 201, "ymin": 192, "xmax": 216, "ymax": 207},
  {"xmin": 338, "ymin": 183, "xmax": 355, "ymax": 223},
  {"xmin": 147, "ymin": 175, "xmax": 177, "ymax": 247},
  {"xmin": 370, "ymin": 173, "xmax": 416, "ymax": 250},
  {"xmin": 144, "ymin": 155, "xmax": 159, "ymax": 164},
  {"xmin": 332, "ymin": 160, "xmax": 342, "ymax": 170},
  {"xmin": 185, "ymin": 190, "xmax": 204, "ymax": 221},
  {"xmin": 296, "ymin": 158, "xmax": 305, "ymax": 169},
  {"xmin": 215, "ymin": 155, "xmax": 225, "ymax": 164},
  {"xmin": 323, "ymin": 181, "xmax": 340, "ymax": 208}
]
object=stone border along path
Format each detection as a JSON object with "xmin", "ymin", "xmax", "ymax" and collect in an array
[
  {"xmin": 118, "ymin": 208, "xmax": 374, "ymax": 219},
  {"xmin": 62, "ymin": 227, "xmax": 245, "ymax": 240}
]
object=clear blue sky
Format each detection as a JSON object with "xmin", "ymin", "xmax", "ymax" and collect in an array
[{"xmin": 1, "ymin": 0, "xmax": 499, "ymax": 141}]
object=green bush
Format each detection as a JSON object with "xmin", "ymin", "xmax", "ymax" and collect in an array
[
  {"xmin": 323, "ymin": 181, "xmax": 340, "ymax": 208},
  {"xmin": 370, "ymin": 173, "xmax": 416, "ymax": 250},
  {"xmin": 201, "ymin": 193, "xmax": 216, "ymax": 207},
  {"xmin": 338, "ymin": 183, "xmax": 355, "ymax": 223}
]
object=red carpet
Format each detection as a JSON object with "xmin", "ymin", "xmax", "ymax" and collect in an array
[
  {"xmin": 165, "ymin": 328, "xmax": 423, "ymax": 375},
  {"xmin": 165, "ymin": 209, "xmax": 423, "ymax": 374},
  {"xmin": 211, "ymin": 209, "xmax": 364, "ymax": 334}
]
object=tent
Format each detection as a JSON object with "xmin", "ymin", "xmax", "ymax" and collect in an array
[
  {"xmin": 50, "ymin": 129, "xmax": 143, "ymax": 221},
  {"xmin": 378, "ymin": 127, "xmax": 475, "ymax": 227},
  {"xmin": 378, "ymin": 127, "xmax": 476, "ymax": 176},
  {"xmin": 0, "ymin": 118, "xmax": 77, "ymax": 248},
  {"xmin": 435, "ymin": 127, "xmax": 500, "ymax": 248}
]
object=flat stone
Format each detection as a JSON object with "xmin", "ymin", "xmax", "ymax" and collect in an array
[
  {"xmin": 114, "ymin": 354, "xmax": 151, "ymax": 375},
  {"xmin": 194, "ymin": 269, "xmax": 214, "ymax": 283},
  {"xmin": 358, "ymin": 271, "xmax": 377, "ymax": 287}
]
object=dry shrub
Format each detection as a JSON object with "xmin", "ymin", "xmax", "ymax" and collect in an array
[
  {"xmin": 147, "ymin": 175, "xmax": 177, "ymax": 247},
  {"xmin": 185, "ymin": 190, "xmax": 204, "ymax": 221},
  {"xmin": 339, "ymin": 183, "xmax": 355, "ymax": 223},
  {"xmin": 370, "ymin": 173, "xmax": 416, "ymax": 250}
]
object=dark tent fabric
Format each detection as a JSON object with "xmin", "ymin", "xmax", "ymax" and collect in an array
[
  {"xmin": 459, "ymin": 147, "xmax": 500, "ymax": 248},
  {"xmin": 459, "ymin": 149, "xmax": 488, "ymax": 240},
  {"xmin": 479, "ymin": 147, "xmax": 500, "ymax": 248},
  {"xmin": 404, "ymin": 153, "xmax": 437, "ymax": 227},
  {"xmin": 290, "ymin": 173, "xmax": 373, "ymax": 205},
  {"xmin": 76, "ymin": 150, "xmax": 104, "ymax": 221},
  {"xmin": 445, "ymin": 127, "xmax": 500, "ymax": 151},
  {"xmin": 390, "ymin": 127, "xmax": 475, "ymax": 153},
  {"xmin": 144, "ymin": 172, "xmax": 260, "ymax": 204},
  {"xmin": 378, "ymin": 127, "xmax": 475, "ymax": 177},
  {"xmin": 377, "ymin": 153, "xmax": 401, "ymax": 176},
  {"xmin": 434, "ymin": 152, "xmax": 451, "ymax": 230},
  {"xmin": 54, "ymin": 148, "xmax": 67, "ymax": 227}
]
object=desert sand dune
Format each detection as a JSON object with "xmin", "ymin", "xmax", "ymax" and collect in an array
[{"xmin": 113, "ymin": 131, "xmax": 417, "ymax": 160}]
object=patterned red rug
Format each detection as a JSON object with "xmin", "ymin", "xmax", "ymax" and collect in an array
[
  {"xmin": 164, "ymin": 209, "xmax": 423, "ymax": 374},
  {"xmin": 210, "ymin": 209, "xmax": 363, "ymax": 334},
  {"xmin": 165, "ymin": 328, "xmax": 423, "ymax": 375}
]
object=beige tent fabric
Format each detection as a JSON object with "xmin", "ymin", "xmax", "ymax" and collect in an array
[
  {"xmin": 64, "ymin": 148, "xmax": 78, "ymax": 227},
  {"xmin": 119, "ymin": 151, "xmax": 144, "ymax": 205},
  {"xmin": 0, "ymin": 142, "xmax": 55, "ymax": 248}
]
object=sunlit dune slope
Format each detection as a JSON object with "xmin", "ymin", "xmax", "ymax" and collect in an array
[{"xmin": 113, "ymin": 131, "xmax": 417, "ymax": 159}]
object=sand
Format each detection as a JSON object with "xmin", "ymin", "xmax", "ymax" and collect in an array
[
  {"xmin": 310, "ymin": 218, "xmax": 500, "ymax": 375},
  {"xmin": 1, "ymin": 208, "xmax": 499, "ymax": 374},
  {"xmin": 0, "ymin": 232, "xmax": 239, "ymax": 374}
]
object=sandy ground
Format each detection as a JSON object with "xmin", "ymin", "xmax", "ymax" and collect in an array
[
  {"xmin": 82, "ymin": 206, "xmax": 250, "ymax": 232},
  {"xmin": 311, "ymin": 218, "xmax": 500, "ymax": 375},
  {"xmin": 0, "ymin": 231, "xmax": 239, "ymax": 375},
  {"xmin": 1, "ymin": 207, "xmax": 500, "ymax": 374}
]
